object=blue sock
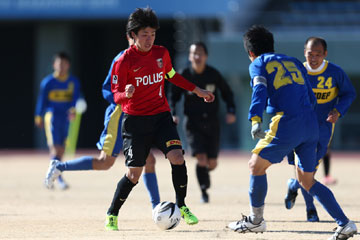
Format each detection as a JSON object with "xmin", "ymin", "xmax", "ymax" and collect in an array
[
  {"xmin": 309, "ymin": 181, "xmax": 348, "ymax": 226},
  {"xmin": 56, "ymin": 156, "xmax": 93, "ymax": 171},
  {"xmin": 300, "ymin": 186, "xmax": 316, "ymax": 211},
  {"xmin": 143, "ymin": 173, "xmax": 160, "ymax": 209},
  {"xmin": 288, "ymin": 178, "xmax": 300, "ymax": 192},
  {"xmin": 249, "ymin": 174, "xmax": 267, "ymax": 207}
]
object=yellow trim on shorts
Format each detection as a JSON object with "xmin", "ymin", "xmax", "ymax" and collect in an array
[
  {"xmin": 252, "ymin": 112, "xmax": 284, "ymax": 155},
  {"xmin": 316, "ymin": 123, "xmax": 336, "ymax": 170},
  {"xmin": 102, "ymin": 105, "xmax": 122, "ymax": 156},
  {"xmin": 44, "ymin": 112, "xmax": 53, "ymax": 147},
  {"xmin": 165, "ymin": 68, "xmax": 176, "ymax": 79}
]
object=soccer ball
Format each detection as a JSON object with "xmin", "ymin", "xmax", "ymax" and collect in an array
[{"xmin": 152, "ymin": 201, "xmax": 181, "ymax": 230}]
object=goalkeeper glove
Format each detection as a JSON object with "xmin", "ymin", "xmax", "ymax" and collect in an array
[{"xmin": 251, "ymin": 122, "xmax": 266, "ymax": 140}]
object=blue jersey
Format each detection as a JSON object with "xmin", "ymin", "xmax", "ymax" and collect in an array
[
  {"xmin": 248, "ymin": 53, "xmax": 316, "ymax": 121},
  {"xmin": 248, "ymin": 53, "xmax": 319, "ymax": 172},
  {"xmin": 306, "ymin": 60, "xmax": 356, "ymax": 122},
  {"xmin": 35, "ymin": 74, "xmax": 80, "ymax": 118}
]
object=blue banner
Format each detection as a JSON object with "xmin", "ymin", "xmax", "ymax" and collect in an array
[{"xmin": 0, "ymin": 0, "xmax": 232, "ymax": 19}]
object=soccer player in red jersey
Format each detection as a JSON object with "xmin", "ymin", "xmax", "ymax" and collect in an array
[{"xmin": 105, "ymin": 7, "xmax": 215, "ymax": 231}]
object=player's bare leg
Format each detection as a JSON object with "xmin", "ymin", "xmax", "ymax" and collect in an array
[{"xmin": 228, "ymin": 154, "xmax": 270, "ymax": 233}]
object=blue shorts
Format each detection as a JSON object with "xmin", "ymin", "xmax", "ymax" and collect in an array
[
  {"xmin": 252, "ymin": 110, "xmax": 319, "ymax": 172},
  {"xmin": 287, "ymin": 120, "xmax": 334, "ymax": 169},
  {"xmin": 44, "ymin": 111, "xmax": 70, "ymax": 147},
  {"xmin": 96, "ymin": 104, "xmax": 123, "ymax": 157}
]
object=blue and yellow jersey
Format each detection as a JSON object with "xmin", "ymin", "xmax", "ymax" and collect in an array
[
  {"xmin": 35, "ymin": 73, "xmax": 80, "ymax": 119},
  {"xmin": 102, "ymin": 51, "xmax": 126, "ymax": 105},
  {"xmin": 248, "ymin": 53, "xmax": 316, "ymax": 121},
  {"xmin": 305, "ymin": 60, "xmax": 356, "ymax": 122}
]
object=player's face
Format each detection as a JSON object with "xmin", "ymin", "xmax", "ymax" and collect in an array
[
  {"xmin": 53, "ymin": 57, "xmax": 70, "ymax": 75},
  {"xmin": 133, "ymin": 27, "xmax": 156, "ymax": 52},
  {"xmin": 189, "ymin": 45, "xmax": 208, "ymax": 68},
  {"xmin": 304, "ymin": 43, "xmax": 327, "ymax": 69}
]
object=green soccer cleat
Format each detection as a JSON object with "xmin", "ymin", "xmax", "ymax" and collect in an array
[
  {"xmin": 105, "ymin": 215, "xmax": 118, "ymax": 231},
  {"xmin": 180, "ymin": 206, "xmax": 199, "ymax": 225}
]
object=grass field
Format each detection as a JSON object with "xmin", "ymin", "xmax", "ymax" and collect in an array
[{"xmin": 0, "ymin": 150, "xmax": 359, "ymax": 240}]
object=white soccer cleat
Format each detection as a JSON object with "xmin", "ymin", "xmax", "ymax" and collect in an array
[
  {"xmin": 44, "ymin": 160, "xmax": 61, "ymax": 189},
  {"xmin": 228, "ymin": 214, "xmax": 266, "ymax": 233},
  {"xmin": 328, "ymin": 220, "xmax": 357, "ymax": 240}
]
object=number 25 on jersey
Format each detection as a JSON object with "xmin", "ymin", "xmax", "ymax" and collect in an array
[{"xmin": 266, "ymin": 60, "xmax": 305, "ymax": 89}]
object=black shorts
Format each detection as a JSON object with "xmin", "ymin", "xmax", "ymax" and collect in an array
[
  {"xmin": 185, "ymin": 116, "xmax": 220, "ymax": 159},
  {"xmin": 122, "ymin": 111, "xmax": 182, "ymax": 167}
]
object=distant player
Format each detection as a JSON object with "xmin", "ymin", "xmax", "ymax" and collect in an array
[
  {"xmin": 35, "ymin": 52, "xmax": 80, "ymax": 190},
  {"xmin": 170, "ymin": 41, "xmax": 236, "ymax": 203},
  {"xmin": 284, "ymin": 37, "xmax": 356, "ymax": 222},
  {"xmin": 44, "ymin": 35, "xmax": 161, "ymax": 210},
  {"xmin": 227, "ymin": 25, "xmax": 357, "ymax": 240},
  {"xmin": 105, "ymin": 7, "xmax": 215, "ymax": 231}
]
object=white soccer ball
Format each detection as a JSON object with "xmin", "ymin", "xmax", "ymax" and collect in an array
[{"xmin": 152, "ymin": 201, "xmax": 181, "ymax": 230}]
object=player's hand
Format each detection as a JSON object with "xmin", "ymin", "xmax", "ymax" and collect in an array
[
  {"xmin": 251, "ymin": 122, "xmax": 266, "ymax": 140},
  {"xmin": 226, "ymin": 113, "xmax": 236, "ymax": 124},
  {"xmin": 193, "ymin": 87, "xmax": 215, "ymax": 102},
  {"xmin": 34, "ymin": 116, "xmax": 43, "ymax": 128},
  {"xmin": 172, "ymin": 115, "xmax": 179, "ymax": 125},
  {"xmin": 125, "ymin": 84, "xmax": 135, "ymax": 98},
  {"xmin": 326, "ymin": 109, "xmax": 340, "ymax": 123}
]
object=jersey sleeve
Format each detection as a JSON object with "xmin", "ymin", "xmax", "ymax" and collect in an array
[
  {"xmin": 300, "ymin": 63, "xmax": 317, "ymax": 110},
  {"xmin": 111, "ymin": 56, "xmax": 129, "ymax": 105},
  {"xmin": 248, "ymin": 59, "xmax": 268, "ymax": 122},
  {"xmin": 35, "ymin": 78, "xmax": 49, "ymax": 118},
  {"xmin": 71, "ymin": 77, "xmax": 81, "ymax": 109},
  {"xmin": 163, "ymin": 48, "xmax": 196, "ymax": 92},
  {"xmin": 334, "ymin": 68, "xmax": 356, "ymax": 116},
  {"xmin": 102, "ymin": 58, "xmax": 117, "ymax": 104},
  {"xmin": 215, "ymin": 69, "xmax": 236, "ymax": 114}
]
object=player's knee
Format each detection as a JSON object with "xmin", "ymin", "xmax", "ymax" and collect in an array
[
  {"xmin": 126, "ymin": 168, "xmax": 142, "ymax": 183},
  {"xmin": 298, "ymin": 178, "xmax": 315, "ymax": 191},
  {"xmin": 167, "ymin": 149, "xmax": 184, "ymax": 165},
  {"xmin": 248, "ymin": 155, "xmax": 269, "ymax": 175},
  {"xmin": 208, "ymin": 160, "xmax": 217, "ymax": 171},
  {"xmin": 94, "ymin": 156, "xmax": 115, "ymax": 170}
]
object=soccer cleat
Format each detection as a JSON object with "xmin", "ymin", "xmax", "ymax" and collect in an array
[
  {"xmin": 57, "ymin": 175, "xmax": 69, "ymax": 190},
  {"xmin": 44, "ymin": 160, "xmax": 61, "ymax": 189},
  {"xmin": 227, "ymin": 214, "xmax": 266, "ymax": 233},
  {"xmin": 105, "ymin": 215, "xmax": 119, "ymax": 231},
  {"xmin": 328, "ymin": 220, "xmax": 357, "ymax": 240},
  {"xmin": 284, "ymin": 178, "xmax": 298, "ymax": 209},
  {"xmin": 307, "ymin": 209, "xmax": 319, "ymax": 222},
  {"xmin": 180, "ymin": 206, "xmax": 198, "ymax": 225},
  {"xmin": 322, "ymin": 175, "xmax": 337, "ymax": 186}
]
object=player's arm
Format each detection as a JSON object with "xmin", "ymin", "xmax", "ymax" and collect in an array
[
  {"xmin": 163, "ymin": 49, "xmax": 214, "ymax": 102},
  {"xmin": 248, "ymin": 75, "xmax": 268, "ymax": 139},
  {"xmin": 111, "ymin": 58, "xmax": 130, "ymax": 105},
  {"xmin": 216, "ymin": 70, "xmax": 236, "ymax": 124},
  {"xmin": 332, "ymin": 69, "xmax": 356, "ymax": 118},
  {"xmin": 34, "ymin": 80, "xmax": 49, "ymax": 128}
]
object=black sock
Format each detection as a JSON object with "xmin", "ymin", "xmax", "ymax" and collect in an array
[
  {"xmin": 171, "ymin": 162, "xmax": 187, "ymax": 207},
  {"xmin": 107, "ymin": 175, "xmax": 137, "ymax": 216},
  {"xmin": 196, "ymin": 164, "xmax": 210, "ymax": 193},
  {"xmin": 323, "ymin": 153, "xmax": 330, "ymax": 176}
]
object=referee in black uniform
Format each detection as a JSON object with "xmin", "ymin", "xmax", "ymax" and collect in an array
[{"xmin": 170, "ymin": 42, "xmax": 236, "ymax": 203}]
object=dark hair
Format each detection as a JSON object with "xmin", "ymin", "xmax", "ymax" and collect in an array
[
  {"xmin": 126, "ymin": 7, "xmax": 159, "ymax": 38},
  {"xmin": 305, "ymin": 37, "xmax": 327, "ymax": 52},
  {"xmin": 190, "ymin": 41, "xmax": 208, "ymax": 55},
  {"xmin": 53, "ymin": 51, "xmax": 70, "ymax": 63},
  {"xmin": 243, "ymin": 25, "xmax": 274, "ymax": 56}
]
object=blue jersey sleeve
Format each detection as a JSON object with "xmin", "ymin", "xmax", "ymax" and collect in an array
[
  {"xmin": 71, "ymin": 77, "xmax": 81, "ymax": 109},
  {"xmin": 300, "ymin": 64, "xmax": 317, "ymax": 110},
  {"xmin": 334, "ymin": 68, "xmax": 356, "ymax": 116},
  {"xmin": 35, "ymin": 77, "xmax": 50, "ymax": 117},
  {"xmin": 248, "ymin": 59, "xmax": 268, "ymax": 121}
]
